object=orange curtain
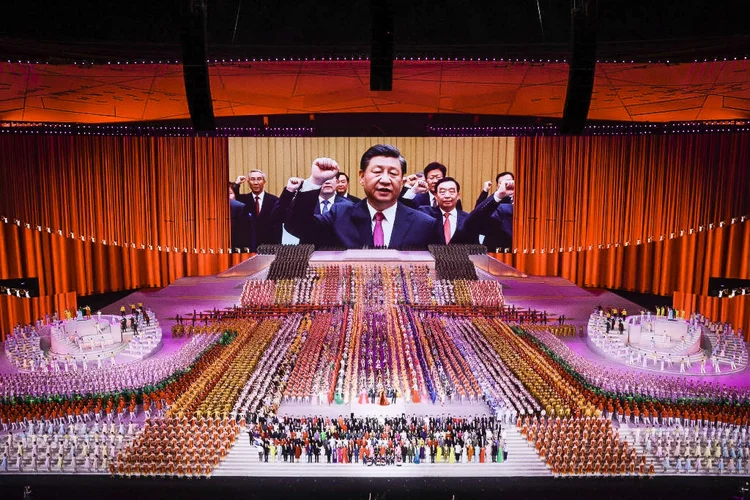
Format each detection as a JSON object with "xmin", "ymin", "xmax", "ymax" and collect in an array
[
  {"xmin": 0, "ymin": 292, "xmax": 78, "ymax": 335},
  {"xmin": 0, "ymin": 135, "xmax": 231, "ymax": 272},
  {"xmin": 0, "ymin": 135, "xmax": 245, "ymax": 339},
  {"xmin": 508, "ymin": 133, "xmax": 750, "ymax": 336}
]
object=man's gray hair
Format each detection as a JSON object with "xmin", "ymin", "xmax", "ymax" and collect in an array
[{"xmin": 248, "ymin": 169, "xmax": 267, "ymax": 181}]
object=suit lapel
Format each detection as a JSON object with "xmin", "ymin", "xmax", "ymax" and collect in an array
[
  {"xmin": 456, "ymin": 210, "xmax": 468, "ymax": 232},
  {"xmin": 260, "ymin": 193, "xmax": 275, "ymax": 216},
  {"xmin": 390, "ymin": 203, "xmax": 415, "ymax": 249},
  {"xmin": 350, "ymin": 202, "xmax": 374, "ymax": 246}
]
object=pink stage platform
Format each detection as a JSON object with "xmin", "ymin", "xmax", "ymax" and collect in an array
[{"xmin": 4, "ymin": 253, "xmax": 745, "ymax": 388}]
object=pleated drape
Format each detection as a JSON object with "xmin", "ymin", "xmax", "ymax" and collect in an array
[
  {"xmin": 0, "ymin": 135, "xmax": 245, "ymax": 338},
  {"xmin": 504, "ymin": 133, "xmax": 750, "ymax": 337},
  {"xmin": 1, "ymin": 132, "xmax": 748, "ymax": 338}
]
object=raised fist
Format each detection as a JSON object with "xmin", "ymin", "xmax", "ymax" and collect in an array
[
  {"xmin": 235, "ymin": 175, "xmax": 247, "ymax": 185},
  {"xmin": 496, "ymin": 180, "xmax": 515, "ymax": 199},
  {"xmin": 411, "ymin": 179, "xmax": 429, "ymax": 195},
  {"xmin": 483, "ymin": 180, "xmax": 492, "ymax": 192},
  {"xmin": 311, "ymin": 157, "xmax": 339, "ymax": 185},
  {"xmin": 286, "ymin": 177, "xmax": 304, "ymax": 192},
  {"xmin": 404, "ymin": 174, "xmax": 419, "ymax": 188}
]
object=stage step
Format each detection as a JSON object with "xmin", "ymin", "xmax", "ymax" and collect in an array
[{"xmin": 214, "ymin": 427, "xmax": 551, "ymax": 477}]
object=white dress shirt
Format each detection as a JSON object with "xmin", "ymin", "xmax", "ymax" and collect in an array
[{"xmin": 366, "ymin": 201, "xmax": 398, "ymax": 248}]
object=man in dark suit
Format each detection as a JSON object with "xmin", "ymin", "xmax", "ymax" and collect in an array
[
  {"xmin": 283, "ymin": 144, "xmax": 442, "ymax": 249},
  {"xmin": 231, "ymin": 169, "xmax": 282, "ymax": 245},
  {"xmin": 300, "ymin": 178, "xmax": 353, "ymax": 246},
  {"xmin": 229, "ymin": 183, "xmax": 255, "ymax": 251},
  {"xmin": 314, "ymin": 178, "xmax": 353, "ymax": 214},
  {"xmin": 473, "ymin": 172, "xmax": 515, "ymax": 252},
  {"xmin": 401, "ymin": 162, "xmax": 463, "ymax": 210},
  {"xmin": 335, "ymin": 172, "xmax": 361, "ymax": 203},
  {"xmin": 417, "ymin": 177, "xmax": 479, "ymax": 245}
]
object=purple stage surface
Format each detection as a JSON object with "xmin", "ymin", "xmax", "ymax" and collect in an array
[{"xmin": 2, "ymin": 255, "xmax": 747, "ymax": 390}]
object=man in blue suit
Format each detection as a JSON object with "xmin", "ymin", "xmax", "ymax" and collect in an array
[
  {"xmin": 301, "ymin": 178, "xmax": 353, "ymax": 246},
  {"xmin": 314, "ymin": 178, "xmax": 353, "ymax": 215},
  {"xmin": 283, "ymin": 144, "xmax": 442, "ymax": 249},
  {"xmin": 417, "ymin": 177, "xmax": 479, "ymax": 245}
]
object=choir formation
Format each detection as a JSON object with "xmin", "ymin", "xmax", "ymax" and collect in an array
[
  {"xmin": 1, "ymin": 254, "xmax": 749, "ymax": 479},
  {"xmin": 247, "ymin": 414, "xmax": 510, "ymax": 466}
]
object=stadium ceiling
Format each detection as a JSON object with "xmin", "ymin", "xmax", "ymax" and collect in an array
[
  {"xmin": 1, "ymin": 0, "xmax": 748, "ymax": 124},
  {"xmin": 1, "ymin": 60, "xmax": 748, "ymax": 124}
]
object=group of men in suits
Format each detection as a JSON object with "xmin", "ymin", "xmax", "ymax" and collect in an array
[{"xmin": 229, "ymin": 144, "xmax": 514, "ymax": 251}]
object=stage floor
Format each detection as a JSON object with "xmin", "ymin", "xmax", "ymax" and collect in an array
[
  {"xmin": 65, "ymin": 253, "xmax": 749, "ymax": 387},
  {"xmin": 2, "ymin": 252, "xmax": 748, "ymax": 484}
]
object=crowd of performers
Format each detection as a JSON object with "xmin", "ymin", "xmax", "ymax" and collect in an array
[
  {"xmin": 1, "ymin": 294, "xmax": 749, "ymax": 480},
  {"xmin": 247, "ymin": 414, "xmax": 509, "ymax": 466},
  {"xmin": 1, "ymin": 420, "xmax": 139, "ymax": 473},
  {"xmin": 632, "ymin": 421, "xmax": 750, "ymax": 474},
  {"xmin": 111, "ymin": 417, "xmax": 240, "ymax": 478},
  {"xmin": 3, "ymin": 304, "xmax": 158, "ymax": 373},
  {"xmin": 522, "ymin": 415, "xmax": 649, "ymax": 476}
]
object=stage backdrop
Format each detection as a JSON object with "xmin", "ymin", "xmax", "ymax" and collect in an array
[
  {"xmin": 228, "ymin": 137, "xmax": 516, "ymax": 206},
  {"xmin": 507, "ymin": 132, "xmax": 750, "ymax": 335},
  {"xmin": 0, "ymin": 135, "xmax": 244, "ymax": 338},
  {"xmin": 1, "ymin": 132, "xmax": 748, "ymax": 338}
]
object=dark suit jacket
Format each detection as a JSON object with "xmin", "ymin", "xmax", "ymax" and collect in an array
[
  {"xmin": 229, "ymin": 199, "xmax": 255, "ymax": 251},
  {"xmin": 283, "ymin": 189, "xmax": 442, "ymax": 249},
  {"xmin": 475, "ymin": 190, "xmax": 512, "ymax": 208},
  {"xmin": 473, "ymin": 192, "xmax": 513, "ymax": 251},
  {"xmin": 231, "ymin": 186, "xmax": 282, "ymax": 246},
  {"xmin": 313, "ymin": 194, "xmax": 353, "ymax": 215},
  {"xmin": 404, "ymin": 191, "xmax": 463, "ymax": 211},
  {"xmin": 342, "ymin": 193, "xmax": 361, "ymax": 203},
  {"xmin": 417, "ymin": 206, "xmax": 479, "ymax": 245}
]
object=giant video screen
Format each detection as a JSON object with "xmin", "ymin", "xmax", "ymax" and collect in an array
[{"xmin": 228, "ymin": 138, "xmax": 514, "ymax": 253}]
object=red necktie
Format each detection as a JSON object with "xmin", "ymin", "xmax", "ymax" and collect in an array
[
  {"xmin": 443, "ymin": 212, "xmax": 451, "ymax": 244},
  {"xmin": 373, "ymin": 212, "xmax": 385, "ymax": 247},
  {"xmin": 255, "ymin": 196, "xmax": 261, "ymax": 216}
]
